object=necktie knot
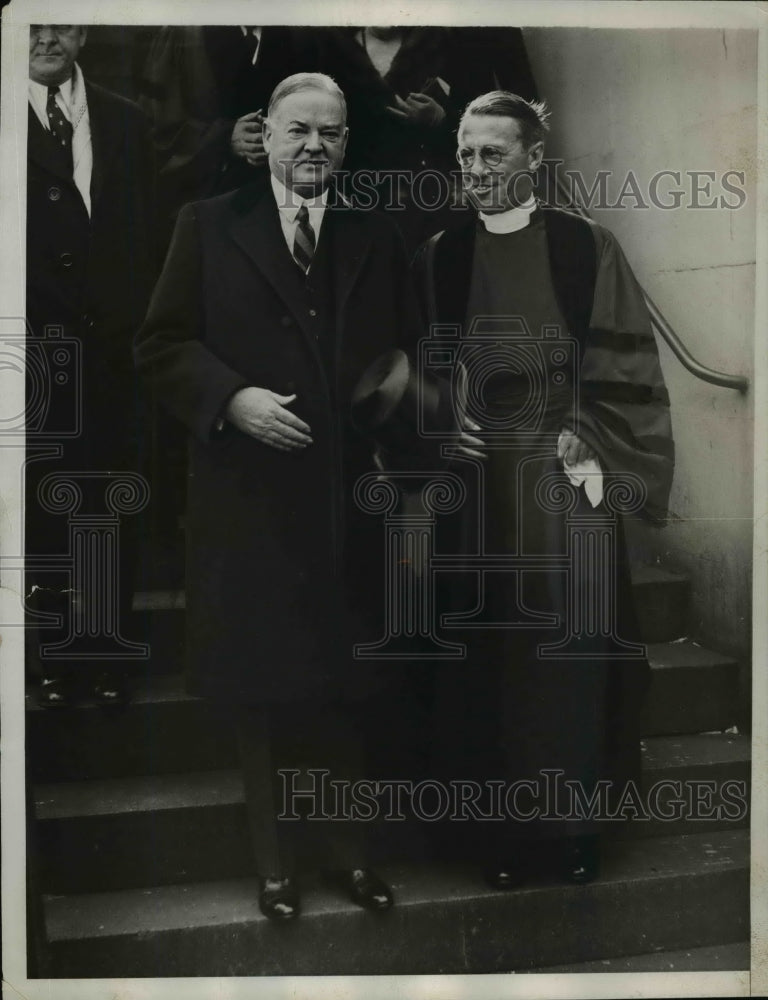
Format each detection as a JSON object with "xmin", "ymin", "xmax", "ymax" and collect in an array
[{"xmin": 293, "ymin": 204, "xmax": 316, "ymax": 274}]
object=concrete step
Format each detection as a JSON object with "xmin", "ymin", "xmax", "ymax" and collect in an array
[
  {"xmin": 630, "ymin": 565, "xmax": 690, "ymax": 643},
  {"xmin": 34, "ymin": 734, "xmax": 749, "ymax": 894},
  {"xmin": 42, "ymin": 829, "xmax": 749, "ymax": 977},
  {"xmin": 532, "ymin": 939, "xmax": 749, "ymax": 972},
  {"xmin": 26, "ymin": 674, "xmax": 238, "ymax": 783},
  {"xmin": 27, "ymin": 639, "xmax": 741, "ymax": 782},
  {"xmin": 114, "ymin": 563, "xmax": 693, "ymax": 675},
  {"xmin": 641, "ymin": 640, "xmax": 740, "ymax": 736}
]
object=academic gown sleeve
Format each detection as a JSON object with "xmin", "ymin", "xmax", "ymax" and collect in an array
[{"xmin": 571, "ymin": 224, "xmax": 675, "ymax": 522}]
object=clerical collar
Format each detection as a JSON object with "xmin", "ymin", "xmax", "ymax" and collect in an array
[{"xmin": 479, "ymin": 195, "xmax": 538, "ymax": 234}]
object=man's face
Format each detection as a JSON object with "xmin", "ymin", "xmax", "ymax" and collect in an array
[
  {"xmin": 263, "ymin": 89, "xmax": 348, "ymax": 198},
  {"xmin": 29, "ymin": 25, "xmax": 87, "ymax": 87},
  {"xmin": 457, "ymin": 113, "xmax": 544, "ymax": 214}
]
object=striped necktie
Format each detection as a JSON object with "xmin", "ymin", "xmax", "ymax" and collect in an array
[
  {"xmin": 46, "ymin": 85, "xmax": 73, "ymax": 173},
  {"xmin": 293, "ymin": 203, "xmax": 316, "ymax": 274}
]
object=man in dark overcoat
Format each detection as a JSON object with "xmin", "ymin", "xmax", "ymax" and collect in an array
[
  {"xmin": 135, "ymin": 73, "xmax": 424, "ymax": 920},
  {"xmin": 26, "ymin": 23, "xmax": 156, "ymax": 706},
  {"xmin": 413, "ymin": 91, "xmax": 675, "ymax": 888}
]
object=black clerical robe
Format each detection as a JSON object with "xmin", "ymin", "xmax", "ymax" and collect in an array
[{"xmin": 413, "ymin": 206, "xmax": 674, "ymax": 849}]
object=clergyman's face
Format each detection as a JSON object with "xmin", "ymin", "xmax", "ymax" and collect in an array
[
  {"xmin": 29, "ymin": 25, "xmax": 87, "ymax": 87},
  {"xmin": 457, "ymin": 113, "xmax": 544, "ymax": 214},
  {"xmin": 263, "ymin": 89, "xmax": 348, "ymax": 198}
]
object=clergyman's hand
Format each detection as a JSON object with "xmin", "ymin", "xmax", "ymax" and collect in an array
[
  {"xmin": 225, "ymin": 387, "xmax": 313, "ymax": 452},
  {"xmin": 230, "ymin": 111, "xmax": 267, "ymax": 167},
  {"xmin": 455, "ymin": 416, "xmax": 487, "ymax": 461},
  {"xmin": 557, "ymin": 428, "xmax": 597, "ymax": 466}
]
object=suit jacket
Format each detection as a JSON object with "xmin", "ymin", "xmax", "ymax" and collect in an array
[
  {"xmin": 134, "ymin": 178, "xmax": 424, "ymax": 704},
  {"xmin": 26, "ymin": 78, "xmax": 157, "ymax": 472}
]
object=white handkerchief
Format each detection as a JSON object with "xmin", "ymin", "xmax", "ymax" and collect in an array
[{"xmin": 558, "ymin": 431, "xmax": 604, "ymax": 508}]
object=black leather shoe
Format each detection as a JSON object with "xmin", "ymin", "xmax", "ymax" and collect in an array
[
  {"xmin": 484, "ymin": 864, "xmax": 526, "ymax": 890},
  {"xmin": 38, "ymin": 676, "xmax": 72, "ymax": 709},
  {"xmin": 339, "ymin": 869, "xmax": 393, "ymax": 911},
  {"xmin": 92, "ymin": 672, "xmax": 130, "ymax": 708},
  {"xmin": 559, "ymin": 835, "xmax": 601, "ymax": 884},
  {"xmin": 258, "ymin": 876, "xmax": 300, "ymax": 921}
]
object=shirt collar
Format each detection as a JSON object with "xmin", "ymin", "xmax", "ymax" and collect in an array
[
  {"xmin": 479, "ymin": 194, "xmax": 537, "ymax": 234},
  {"xmin": 270, "ymin": 172, "xmax": 328, "ymax": 223}
]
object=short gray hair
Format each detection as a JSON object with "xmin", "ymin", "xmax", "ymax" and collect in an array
[{"xmin": 267, "ymin": 72, "xmax": 347, "ymax": 123}]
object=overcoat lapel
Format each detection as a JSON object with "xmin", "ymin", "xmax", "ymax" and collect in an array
[
  {"xmin": 329, "ymin": 202, "xmax": 373, "ymax": 323},
  {"xmin": 228, "ymin": 184, "xmax": 327, "ymax": 373},
  {"xmin": 85, "ymin": 82, "xmax": 118, "ymax": 211},
  {"xmin": 228, "ymin": 184, "xmax": 374, "ymax": 374}
]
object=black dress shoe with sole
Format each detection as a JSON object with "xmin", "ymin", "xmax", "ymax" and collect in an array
[
  {"xmin": 559, "ymin": 835, "xmax": 601, "ymax": 884},
  {"xmin": 338, "ymin": 869, "xmax": 393, "ymax": 911},
  {"xmin": 92, "ymin": 672, "xmax": 130, "ymax": 708},
  {"xmin": 38, "ymin": 676, "xmax": 73, "ymax": 709},
  {"xmin": 484, "ymin": 864, "xmax": 527, "ymax": 890},
  {"xmin": 259, "ymin": 876, "xmax": 301, "ymax": 921}
]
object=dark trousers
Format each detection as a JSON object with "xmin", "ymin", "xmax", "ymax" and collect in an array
[{"xmin": 235, "ymin": 700, "xmax": 369, "ymax": 877}]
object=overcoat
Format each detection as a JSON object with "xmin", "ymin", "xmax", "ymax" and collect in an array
[
  {"xmin": 135, "ymin": 179, "xmax": 423, "ymax": 705},
  {"xmin": 26, "ymin": 78, "xmax": 156, "ymax": 555}
]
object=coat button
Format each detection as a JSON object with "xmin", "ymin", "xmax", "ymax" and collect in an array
[
  {"xmin": 308, "ymin": 308, "xmax": 317, "ymax": 317},
  {"xmin": 59, "ymin": 252, "xmax": 73, "ymax": 268},
  {"xmin": 48, "ymin": 186, "xmax": 61, "ymax": 201},
  {"xmin": 280, "ymin": 315, "xmax": 292, "ymax": 327},
  {"xmin": 285, "ymin": 380, "xmax": 296, "ymax": 393}
]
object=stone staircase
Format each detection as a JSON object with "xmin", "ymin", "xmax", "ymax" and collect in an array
[{"xmin": 26, "ymin": 556, "xmax": 750, "ymax": 977}]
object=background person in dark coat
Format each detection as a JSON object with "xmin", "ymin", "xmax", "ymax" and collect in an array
[
  {"xmin": 135, "ymin": 73, "xmax": 424, "ymax": 921},
  {"xmin": 318, "ymin": 26, "xmax": 537, "ymax": 253},
  {"xmin": 138, "ymin": 25, "xmax": 321, "ymax": 244},
  {"xmin": 25, "ymin": 23, "xmax": 157, "ymax": 707}
]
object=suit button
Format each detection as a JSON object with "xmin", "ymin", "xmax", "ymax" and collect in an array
[
  {"xmin": 280, "ymin": 315, "xmax": 292, "ymax": 327},
  {"xmin": 48, "ymin": 186, "xmax": 61, "ymax": 202},
  {"xmin": 308, "ymin": 308, "xmax": 317, "ymax": 317},
  {"xmin": 81, "ymin": 313, "xmax": 94, "ymax": 329},
  {"xmin": 59, "ymin": 252, "xmax": 73, "ymax": 268},
  {"xmin": 285, "ymin": 380, "xmax": 296, "ymax": 392}
]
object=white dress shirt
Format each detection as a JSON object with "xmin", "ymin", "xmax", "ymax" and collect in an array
[
  {"xmin": 270, "ymin": 173, "xmax": 328, "ymax": 264},
  {"xmin": 28, "ymin": 63, "xmax": 92, "ymax": 216},
  {"xmin": 240, "ymin": 26, "xmax": 263, "ymax": 65}
]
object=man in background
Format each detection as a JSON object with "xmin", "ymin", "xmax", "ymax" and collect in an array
[{"xmin": 26, "ymin": 24, "xmax": 156, "ymax": 706}]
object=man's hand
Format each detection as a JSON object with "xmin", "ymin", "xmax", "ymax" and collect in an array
[
  {"xmin": 225, "ymin": 387, "xmax": 313, "ymax": 452},
  {"xmin": 385, "ymin": 92, "xmax": 446, "ymax": 127},
  {"xmin": 230, "ymin": 111, "xmax": 267, "ymax": 167},
  {"xmin": 558, "ymin": 428, "xmax": 597, "ymax": 466}
]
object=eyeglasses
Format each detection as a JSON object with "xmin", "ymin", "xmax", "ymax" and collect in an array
[
  {"xmin": 456, "ymin": 146, "xmax": 508, "ymax": 168},
  {"xmin": 30, "ymin": 25, "xmax": 78, "ymax": 38}
]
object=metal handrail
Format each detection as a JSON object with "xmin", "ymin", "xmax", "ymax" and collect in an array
[{"xmin": 552, "ymin": 175, "xmax": 749, "ymax": 394}]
